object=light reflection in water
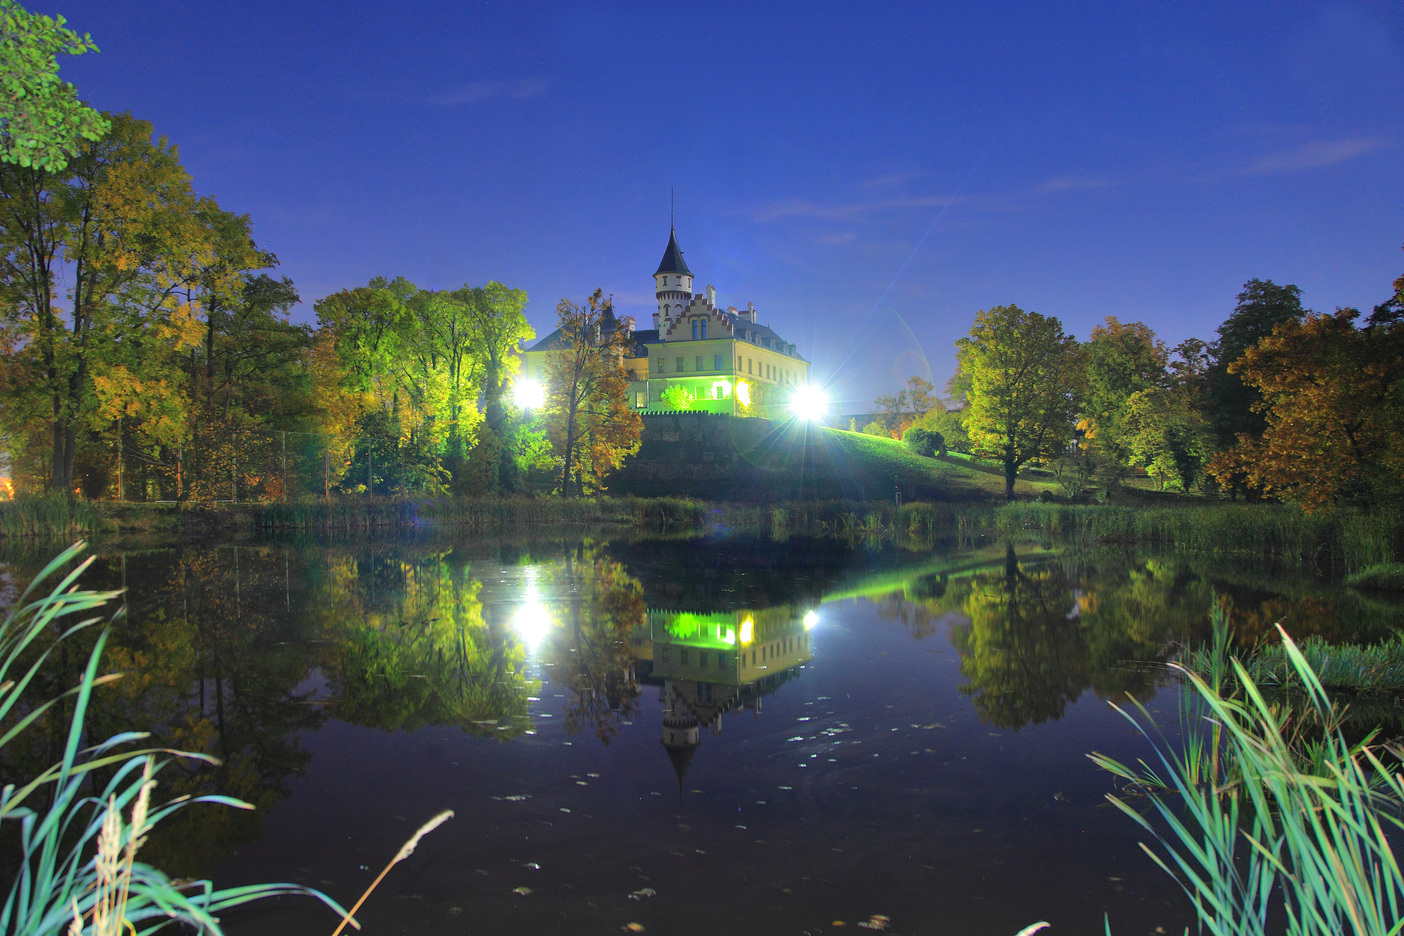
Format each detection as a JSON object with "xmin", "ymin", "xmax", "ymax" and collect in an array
[{"xmin": 510, "ymin": 567, "xmax": 553, "ymax": 652}]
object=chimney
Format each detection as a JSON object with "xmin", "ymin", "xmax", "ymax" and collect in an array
[
  {"xmin": 747, "ymin": 301, "xmax": 758, "ymax": 323},
  {"xmin": 706, "ymin": 284, "xmax": 717, "ymax": 308}
]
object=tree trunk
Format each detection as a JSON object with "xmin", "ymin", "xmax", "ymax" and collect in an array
[{"xmin": 1004, "ymin": 458, "xmax": 1017, "ymax": 500}]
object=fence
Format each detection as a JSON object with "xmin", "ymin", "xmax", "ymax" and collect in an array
[{"xmin": 103, "ymin": 426, "xmax": 410, "ymax": 503}]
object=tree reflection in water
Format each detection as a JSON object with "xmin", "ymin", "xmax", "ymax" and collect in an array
[{"xmin": 1, "ymin": 533, "xmax": 1397, "ymax": 892}]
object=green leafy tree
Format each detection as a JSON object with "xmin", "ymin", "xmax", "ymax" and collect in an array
[
  {"xmin": 1205, "ymin": 279, "xmax": 1306, "ymax": 453},
  {"xmin": 660, "ymin": 384, "xmax": 694, "ymax": 411},
  {"xmin": 1081, "ymin": 316, "xmax": 1169, "ymax": 463},
  {"xmin": 952, "ymin": 304, "xmax": 1084, "ymax": 498},
  {"xmin": 0, "ymin": 0, "xmax": 108, "ymax": 172}
]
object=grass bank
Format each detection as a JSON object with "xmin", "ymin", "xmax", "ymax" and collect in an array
[
  {"xmin": 0, "ymin": 495, "xmax": 100, "ymax": 539},
  {"xmin": 995, "ymin": 502, "xmax": 1402, "ymax": 573}
]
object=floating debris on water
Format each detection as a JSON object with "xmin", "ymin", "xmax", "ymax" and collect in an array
[
  {"xmin": 628, "ymin": 888, "xmax": 656, "ymax": 900},
  {"xmin": 625, "ymin": 924, "xmax": 646, "ymax": 933},
  {"xmin": 524, "ymin": 862, "xmax": 541, "ymax": 870},
  {"xmin": 857, "ymin": 915, "xmax": 890, "ymax": 931},
  {"xmin": 512, "ymin": 886, "xmax": 532, "ymax": 896}
]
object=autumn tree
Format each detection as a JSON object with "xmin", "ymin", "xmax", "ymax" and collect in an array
[
  {"xmin": 541, "ymin": 290, "xmax": 642, "ymax": 496},
  {"xmin": 0, "ymin": 112, "xmax": 221, "ymax": 494},
  {"xmin": 952, "ymin": 304, "xmax": 1084, "ymax": 498},
  {"xmin": 1206, "ymin": 298, "xmax": 1404, "ymax": 510},
  {"xmin": 873, "ymin": 375, "xmax": 937, "ymax": 438}
]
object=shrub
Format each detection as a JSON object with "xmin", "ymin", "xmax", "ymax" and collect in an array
[{"xmin": 902, "ymin": 427, "xmax": 944, "ymax": 457}]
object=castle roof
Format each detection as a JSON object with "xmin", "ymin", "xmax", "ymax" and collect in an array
[{"xmin": 654, "ymin": 227, "xmax": 692, "ymax": 277}]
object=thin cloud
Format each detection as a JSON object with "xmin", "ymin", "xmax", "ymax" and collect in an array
[
  {"xmin": 1248, "ymin": 138, "xmax": 1382, "ymax": 174},
  {"xmin": 1035, "ymin": 174, "xmax": 1118, "ymax": 194},
  {"xmin": 417, "ymin": 78, "xmax": 549, "ymax": 106},
  {"xmin": 752, "ymin": 194, "xmax": 959, "ymax": 223}
]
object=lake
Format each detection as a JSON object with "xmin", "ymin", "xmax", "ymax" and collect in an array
[{"xmin": 2, "ymin": 531, "xmax": 1400, "ymax": 936}]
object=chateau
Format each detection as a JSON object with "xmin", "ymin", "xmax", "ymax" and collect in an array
[{"xmin": 522, "ymin": 226, "xmax": 811, "ymax": 418}]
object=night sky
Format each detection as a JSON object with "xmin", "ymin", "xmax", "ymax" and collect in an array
[{"xmin": 48, "ymin": 1, "xmax": 1404, "ymax": 412}]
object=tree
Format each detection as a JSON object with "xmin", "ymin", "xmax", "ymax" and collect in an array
[
  {"xmin": 1081, "ymin": 316, "xmax": 1169, "ymax": 463},
  {"xmin": 1112, "ymin": 337, "xmax": 1211, "ymax": 492},
  {"xmin": 660, "ymin": 384, "xmax": 694, "ymax": 411},
  {"xmin": 1206, "ymin": 302, "xmax": 1404, "ymax": 510},
  {"xmin": 1205, "ymin": 279, "xmax": 1306, "ymax": 453},
  {"xmin": 873, "ymin": 375, "xmax": 937, "ymax": 438},
  {"xmin": 952, "ymin": 304, "xmax": 1084, "ymax": 498},
  {"xmin": 541, "ymin": 289, "xmax": 642, "ymax": 496},
  {"xmin": 457, "ymin": 281, "xmax": 531, "ymax": 431},
  {"xmin": 0, "ymin": 112, "xmax": 216, "ymax": 494},
  {"xmin": 0, "ymin": 0, "xmax": 108, "ymax": 172}
]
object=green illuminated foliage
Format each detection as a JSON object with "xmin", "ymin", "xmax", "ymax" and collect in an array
[{"xmin": 0, "ymin": 0, "xmax": 108, "ymax": 172}]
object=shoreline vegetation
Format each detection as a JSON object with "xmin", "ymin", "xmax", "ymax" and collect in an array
[{"xmin": 2, "ymin": 495, "xmax": 1402, "ymax": 577}]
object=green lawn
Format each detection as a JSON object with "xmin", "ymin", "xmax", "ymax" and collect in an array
[{"xmin": 612, "ymin": 420, "xmax": 1060, "ymax": 502}]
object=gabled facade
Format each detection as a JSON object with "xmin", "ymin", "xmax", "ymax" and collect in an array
[{"xmin": 522, "ymin": 226, "xmax": 810, "ymax": 418}]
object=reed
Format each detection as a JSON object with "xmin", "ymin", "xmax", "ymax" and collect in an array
[
  {"xmin": 1182, "ymin": 633, "xmax": 1404, "ymax": 694},
  {"xmin": 0, "ymin": 543, "xmax": 348, "ymax": 935},
  {"xmin": 0, "ymin": 497, "xmax": 99, "ymax": 540},
  {"xmin": 245, "ymin": 495, "xmax": 709, "ymax": 532},
  {"xmin": 996, "ymin": 503, "xmax": 1401, "ymax": 574},
  {"xmin": 1346, "ymin": 563, "xmax": 1404, "ymax": 592},
  {"xmin": 1092, "ymin": 606, "xmax": 1404, "ymax": 936}
]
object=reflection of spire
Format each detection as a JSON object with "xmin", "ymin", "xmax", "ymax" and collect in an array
[{"xmin": 661, "ymin": 686, "xmax": 701, "ymax": 798}]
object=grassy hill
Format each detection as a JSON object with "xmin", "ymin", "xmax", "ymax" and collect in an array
[{"xmin": 609, "ymin": 416, "xmax": 1059, "ymax": 502}]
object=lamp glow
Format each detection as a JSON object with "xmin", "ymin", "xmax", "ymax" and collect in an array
[
  {"xmin": 735, "ymin": 380, "xmax": 752, "ymax": 407},
  {"xmin": 739, "ymin": 617, "xmax": 754, "ymax": 645},
  {"xmin": 511, "ymin": 571, "xmax": 551, "ymax": 651},
  {"xmin": 514, "ymin": 379, "xmax": 546, "ymax": 410},
  {"xmin": 791, "ymin": 385, "xmax": 828, "ymax": 422},
  {"xmin": 803, "ymin": 610, "xmax": 819, "ymax": 630}
]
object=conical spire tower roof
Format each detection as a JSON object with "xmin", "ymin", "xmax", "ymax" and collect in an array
[{"xmin": 654, "ymin": 227, "xmax": 692, "ymax": 277}]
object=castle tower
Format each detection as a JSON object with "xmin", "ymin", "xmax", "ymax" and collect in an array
[{"xmin": 653, "ymin": 227, "xmax": 693, "ymax": 329}]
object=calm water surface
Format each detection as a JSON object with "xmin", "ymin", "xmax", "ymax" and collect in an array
[{"xmin": 3, "ymin": 533, "xmax": 1401, "ymax": 936}]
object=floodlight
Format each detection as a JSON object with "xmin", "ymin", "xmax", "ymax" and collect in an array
[
  {"xmin": 791, "ymin": 385, "xmax": 828, "ymax": 422},
  {"xmin": 803, "ymin": 610, "xmax": 819, "ymax": 630},
  {"xmin": 514, "ymin": 379, "xmax": 546, "ymax": 410}
]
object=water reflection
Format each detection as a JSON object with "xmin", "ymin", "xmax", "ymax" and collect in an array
[
  {"xmin": 0, "ymin": 534, "xmax": 1399, "ymax": 886},
  {"xmin": 649, "ymin": 607, "xmax": 813, "ymax": 786}
]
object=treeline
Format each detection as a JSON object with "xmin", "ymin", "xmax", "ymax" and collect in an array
[
  {"xmin": 0, "ymin": 106, "xmax": 549, "ymax": 500},
  {"xmin": 870, "ymin": 270, "xmax": 1404, "ymax": 508},
  {"xmin": 0, "ymin": 66, "xmax": 640, "ymax": 500}
]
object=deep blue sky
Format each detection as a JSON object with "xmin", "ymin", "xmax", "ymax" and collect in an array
[{"xmin": 50, "ymin": 1, "xmax": 1404, "ymax": 412}]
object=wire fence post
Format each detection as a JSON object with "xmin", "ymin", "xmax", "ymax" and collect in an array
[{"xmin": 280, "ymin": 431, "xmax": 287, "ymax": 502}]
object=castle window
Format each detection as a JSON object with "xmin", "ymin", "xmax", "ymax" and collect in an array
[
  {"xmin": 700, "ymin": 321, "xmax": 707, "ymax": 339},
  {"xmin": 714, "ymin": 353, "xmax": 723, "ymax": 370},
  {"xmin": 692, "ymin": 321, "xmax": 698, "ymax": 340},
  {"xmin": 695, "ymin": 355, "xmax": 703, "ymax": 371},
  {"xmin": 656, "ymin": 357, "xmax": 664, "ymax": 373},
  {"xmin": 680, "ymin": 649, "xmax": 689, "ymax": 665},
  {"xmin": 748, "ymin": 358, "xmax": 753, "ymax": 374},
  {"xmin": 676, "ymin": 356, "xmax": 684, "ymax": 372}
]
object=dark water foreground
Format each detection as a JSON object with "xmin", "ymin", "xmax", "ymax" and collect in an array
[{"xmin": 1, "ymin": 533, "xmax": 1400, "ymax": 936}]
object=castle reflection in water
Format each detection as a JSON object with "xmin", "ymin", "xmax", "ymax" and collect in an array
[{"xmin": 630, "ymin": 607, "xmax": 816, "ymax": 785}]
